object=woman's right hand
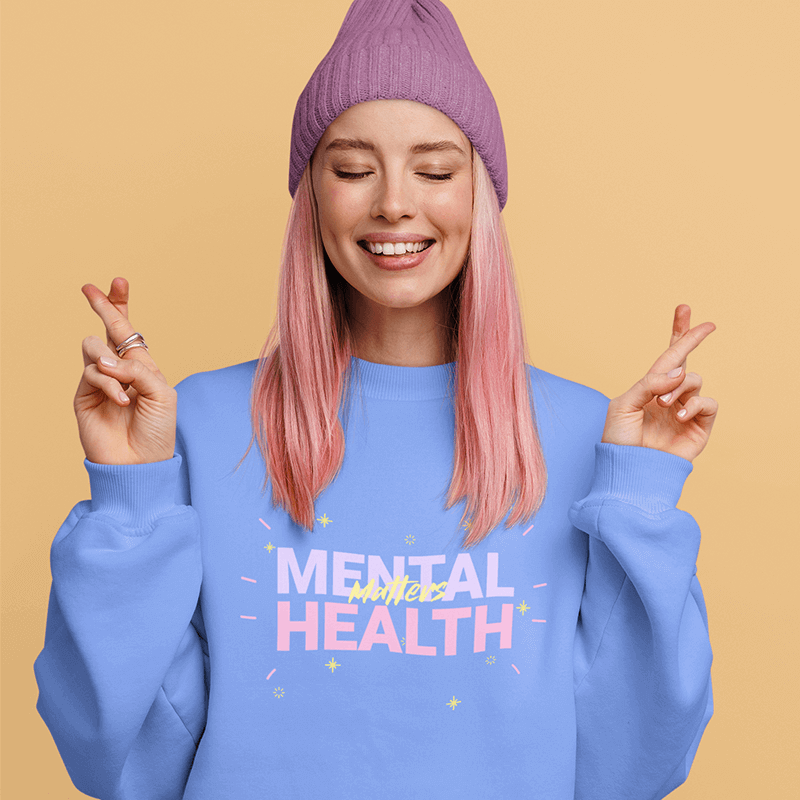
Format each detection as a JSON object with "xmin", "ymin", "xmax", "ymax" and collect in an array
[{"xmin": 74, "ymin": 277, "xmax": 177, "ymax": 465}]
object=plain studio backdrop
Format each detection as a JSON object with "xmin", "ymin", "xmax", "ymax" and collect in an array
[{"xmin": 2, "ymin": 1, "xmax": 797, "ymax": 797}]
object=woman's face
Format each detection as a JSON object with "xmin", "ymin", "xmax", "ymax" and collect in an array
[{"xmin": 311, "ymin": 99, "xmax": 473, "ymax": 314}]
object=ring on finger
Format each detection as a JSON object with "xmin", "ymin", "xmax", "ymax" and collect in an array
[
  {"xmin": 118, "ymin": 341, "xmax": 149, "ymax": 357},
  {"xmin": 116, "ymin": 332, "xmax": 144, "ymax": 349},
  {"xmin": 116, "ymin": 333, "xmax": 148, "ymax": 357}
]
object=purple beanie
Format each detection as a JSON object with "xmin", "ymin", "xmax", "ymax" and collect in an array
[{"xmin": 288, "ymin": 0, "xmax": 508, "ymax": 211}]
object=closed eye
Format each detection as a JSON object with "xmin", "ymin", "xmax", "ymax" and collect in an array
[{"xmin": 334, "ymin": 170, "xmax": 454, "ymax": 182}]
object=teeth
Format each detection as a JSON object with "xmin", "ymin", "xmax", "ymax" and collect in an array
[{"xmin": 365, "ymin": 241, "xmax": 432, "ymax": 255}]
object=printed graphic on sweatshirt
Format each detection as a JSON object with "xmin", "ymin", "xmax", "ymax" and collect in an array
[{"xmin": 241, "ymin": 514, "xmax": 548, "ymax": 706}]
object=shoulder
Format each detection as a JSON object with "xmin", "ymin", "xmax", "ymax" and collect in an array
[
  {"xmin": 525, "ymin": 363, "xmax": 610, "ymax": 439},
  {"xmin": 175, "ymin": 359, "xmax": 259, "ymax": 411},
  {"xmin": 173, "ymin": 359, "xmax": 259, "ymax": 459},
  {"xmin": 526, "ymin": 362, "xmax": 609, "ymax": 406}
]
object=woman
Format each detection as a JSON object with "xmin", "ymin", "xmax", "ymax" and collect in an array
[{"xmin": 34, "ymin": 1, "xmax": 717, "ymax": 798}]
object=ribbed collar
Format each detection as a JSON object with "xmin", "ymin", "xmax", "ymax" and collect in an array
[{"xmin": 348, "ymin": 356, "xmax": 457, "ymax": 400}]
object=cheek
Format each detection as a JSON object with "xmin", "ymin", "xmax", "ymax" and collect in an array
[
  {"xmin": 320, "ymin": 186, "xmax": 361, "ymax": 230},
  {"xmin": 431, "ymin": 184, "xmax": 472, "ymax": 236},
  {"xmin": 318, "ymin": 192, "xmax": 350, "ymax": 248}
]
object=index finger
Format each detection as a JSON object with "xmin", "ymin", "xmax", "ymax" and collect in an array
[
  {"xmin": 81, "ymin": 282, "xmax": 156, "ymax": 367},
  {"xmin": 648, "ymin": 309, "xmax": 716, "ymax": 374}
]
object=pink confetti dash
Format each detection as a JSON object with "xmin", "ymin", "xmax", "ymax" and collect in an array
[
  {"xmin": 522, "ymin": 525, "xmax": 534, "ymax": 536},
  {"xmin": 266, "ymin": 669, "xmax": 276, "ymax": 680},
  {"xmin": 258, "ymin": 518, "xmax": 271, "ymax": 530},
  {"xmin": 531, "ymin": 619, "xmax": 547, "ymax": 623},
  {"xmin": 241, "ymin": 576, "xmax": 257, "ymax": 583},
  {"xmin": 533, "ymin": 583, "xmax": 547, "ymax": 588},
  {"xmin": 511, "ymin": 664, "xmax": 520, "ymax": 674},
  {"xmin": 240, "ymin": 615, "xmax": 257, "ymax": 620}
]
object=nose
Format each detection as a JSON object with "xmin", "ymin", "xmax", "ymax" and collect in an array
[{"xmin": 370, "ymin": 169, "xmax": 417, "ymax": 223}]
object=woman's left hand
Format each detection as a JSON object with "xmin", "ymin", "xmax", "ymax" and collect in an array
[{"xmin": 601, "ymin": 304, "xmax": 718, "ymax": 463}]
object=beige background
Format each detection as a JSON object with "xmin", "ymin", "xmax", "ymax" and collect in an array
[{"xmin": 3, "ymin": 0, "xmax": 798, "ymax": 796}]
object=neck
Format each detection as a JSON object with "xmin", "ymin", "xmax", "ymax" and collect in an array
[{"xmin": 345, "ymin": 284, "xmax": 457, "ymax": 367}]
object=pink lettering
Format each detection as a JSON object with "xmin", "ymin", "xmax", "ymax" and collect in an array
[
  {"xmin": 276, "ymin": 601, "xmax": 318, "ymax": 650},
  {"xmin": 324, "ymin": 602, "xmax": 358, "ymax": 650},
  {"xmin": 359, "ymin": 605, "xmax": 402, "ymax": 652},
  {"xmin": 431, "ymin": 606, "xmax": 472, "ymax": 656},
  {"xmin": 473, "ymin": 603, "xmax": 514, "ymax": 652},
  {"xmin": 404, "ymin": 607, "xmax": 436, "ymax": 656}
]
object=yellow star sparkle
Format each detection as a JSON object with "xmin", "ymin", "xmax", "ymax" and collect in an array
[
  {"xmin": 263, "ymin": 542, "xmax": 275, "ymax": 552},
  {"xmin": 405, "ymin": 534, "xmax": 416, "ymax": 545},
  {"xmin": 317, "ymin": 514, "xmax": 332, "ymax": 527},
  {"xmin": 325, "ymin": 658, "xmax": 340, "ymax": 673},
  {"xmin": 516, "ymin": 600, "xmax": 530, "ymax": 615},
  {"xmin": 273, "ymin": 686, "xmax": 284, "ymax": 698},
  {"xmin": 462, "ymin": 518, "xmax": 473, "ymax": 530},
  {"xmin": 485, "ymin": 655, "xmax": 496, "ymax": 665},
  {"xmin": 446, "ymin": 695, "xmax": 461, "ymax": 711}
]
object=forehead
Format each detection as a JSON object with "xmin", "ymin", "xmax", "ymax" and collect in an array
[{"xmin": 318, "ymin": 99, "xmax": 471, "ymax": 154}]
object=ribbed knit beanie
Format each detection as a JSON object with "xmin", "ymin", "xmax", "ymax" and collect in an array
[{"xmin": 289, "ymin": 0, "xmax": 508, "ymax": 210}]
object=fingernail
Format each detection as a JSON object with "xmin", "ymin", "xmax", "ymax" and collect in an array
[
  {"xmin": 659, "ymin": 392, "xmax": 672, "ymax": 402},
  {"xmin": 677, "ymin": 409, "xmax": 687, "ymax": 418},
  {"xmin": 100, "ymin": 357, "xmax": 117, "ymax": 368},
  {"xmin": 668, "ymin": 366, "xmax": 683, "ymax": 377}
]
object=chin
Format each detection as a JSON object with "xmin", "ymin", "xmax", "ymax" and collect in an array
[{"xmin": 373, "ymin": 286, "xmax": 444, "ymax": 308}]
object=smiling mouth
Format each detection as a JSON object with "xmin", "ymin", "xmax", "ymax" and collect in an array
[{"xmin": 357, "ymin": 240, "xmax": 435, "ymax": 255}]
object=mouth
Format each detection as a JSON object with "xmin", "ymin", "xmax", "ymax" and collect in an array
[
  {"xmin": 357, "ymin": 239, "xmax": 435, "ymax": 256},
  {"xmin": 356, "ymin": 239, "xmax": 436, "ymax": 271}
]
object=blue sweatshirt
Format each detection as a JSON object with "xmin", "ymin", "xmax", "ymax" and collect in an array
[{"xmin": 34, "ymin": 357, "xmax": 713, "ymax": 800}]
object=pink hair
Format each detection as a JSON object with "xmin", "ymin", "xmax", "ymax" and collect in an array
[{"xmin": 244, "ymin": 146, "xmax": 547, "ymax": 549}]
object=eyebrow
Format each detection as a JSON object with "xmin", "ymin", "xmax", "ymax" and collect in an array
[{"xmin": 324, "ymin": 137, "xmax": 467, "ymax": 157}]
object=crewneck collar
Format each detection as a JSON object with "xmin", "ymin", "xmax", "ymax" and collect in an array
[{"xmin": 348, "ymin": 355, "xmax": 457, "ymax": 400}]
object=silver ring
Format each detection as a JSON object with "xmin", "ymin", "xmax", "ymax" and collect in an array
[
  {"xmin": 116, "ymin": 332, "xmax": 146, "ymax": 355},
  {"xmin": 117, "ymin": 341, "xmax": 149, "ymax": 357},
  {"xmin": 116, "ymin": 332, "xmax": 144, "ymax": 350}
]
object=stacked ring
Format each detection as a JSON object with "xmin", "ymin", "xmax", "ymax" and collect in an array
[{"xmin": 116, "ymin": 332, "xmax": 149, "ymax": 357}]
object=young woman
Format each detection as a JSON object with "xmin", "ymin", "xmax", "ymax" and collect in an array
[{"xmin": 34, "ymin": 1, "xmax": 717, "ymax": 798}]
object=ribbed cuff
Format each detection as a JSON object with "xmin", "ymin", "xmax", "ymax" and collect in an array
[
  {"xmin": 85, "ymin": 455, "xmax": 184, "ymax": 529},
  {"xmin": 586, "ymin": 443, "xmax": 694, "ymax": 513}
]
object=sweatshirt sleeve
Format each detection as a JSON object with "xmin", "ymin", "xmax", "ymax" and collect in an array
[
  {"xmin": 568, "ymin": 442, "xmax": 714, "ymax": 800},
  {"xmin": 33, "ymin": 448, "xmax": 208, "ymax": 800}
]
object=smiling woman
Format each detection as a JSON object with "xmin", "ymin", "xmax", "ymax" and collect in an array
[
  {"xmin": 33, "ymin": 1, "xmax": 717, "ymax": 799},
  {"xmin": 248, "ymin": 91, "xmax": 542, "ymax": 545}
]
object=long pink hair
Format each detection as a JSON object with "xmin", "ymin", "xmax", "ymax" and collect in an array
[{"xmin": 244, "ymin": 145, "xmax": 547, "ymax": 549}]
